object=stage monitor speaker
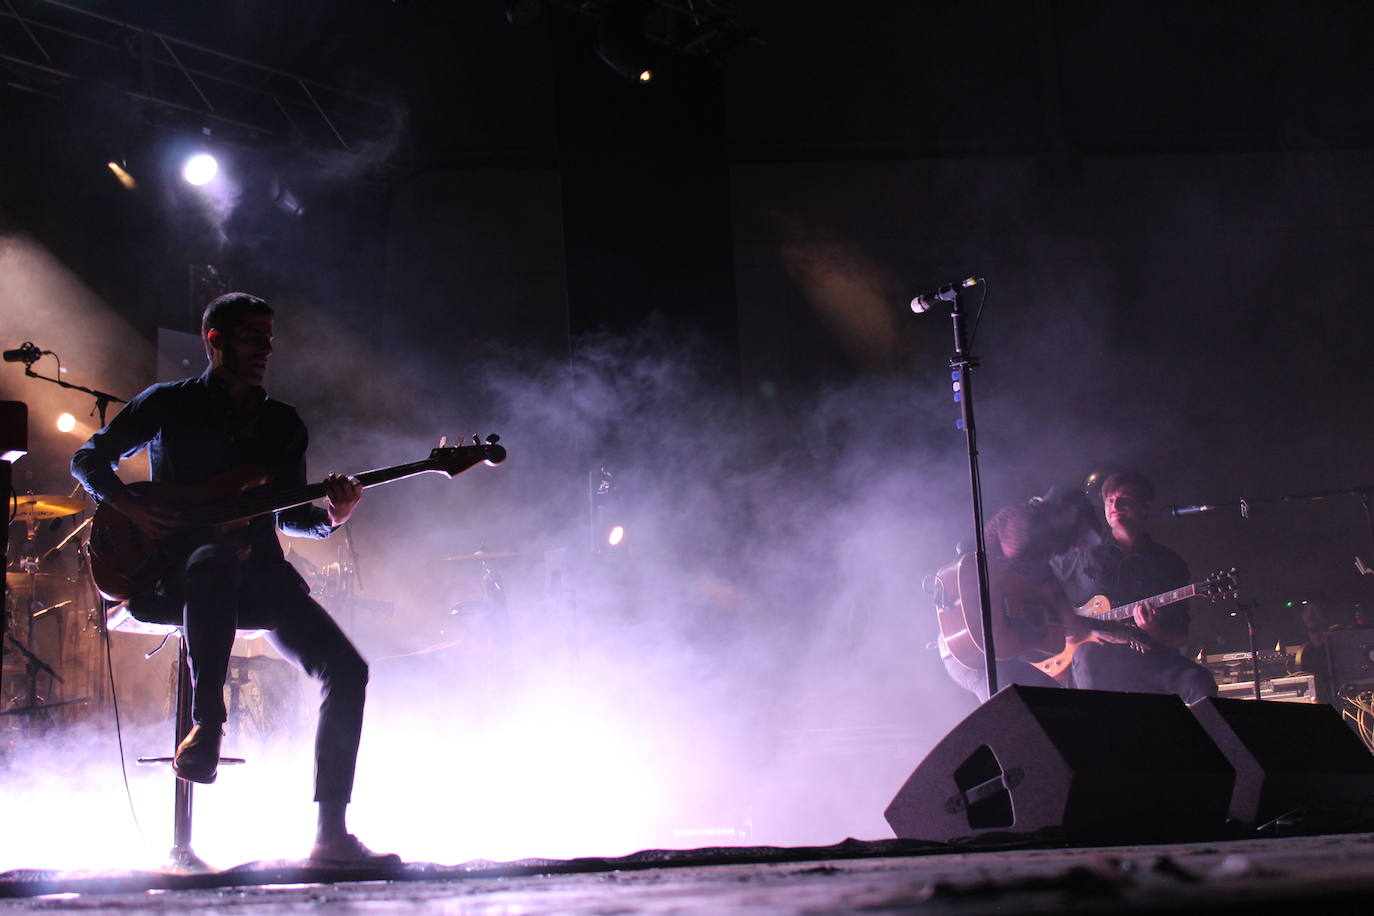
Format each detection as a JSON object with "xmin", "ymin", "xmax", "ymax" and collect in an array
[
  {"xmin": 885, "ymin": 685, "xmax": 1235, "ymax": 845},
  {"xmin": 1189, "ymin": 696, "xmax": 1374, "ymax": 826}
]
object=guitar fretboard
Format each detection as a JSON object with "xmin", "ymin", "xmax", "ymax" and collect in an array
[
  {"xmin": 1089, "ymin": 584, "xmax": 1199, "ymax": 621},
  {"xmin": 181, "ymin": 460, "xmax": 443, "ymax": 527}
]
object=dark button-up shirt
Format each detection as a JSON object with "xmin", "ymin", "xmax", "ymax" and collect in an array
[
  {"xmin": 1052, "ymin": 535, "xmax": 1192, "ymax": 641},
  {"xmin": 71, "ymin": 369, "xmax": 334, "ymax": 568}
]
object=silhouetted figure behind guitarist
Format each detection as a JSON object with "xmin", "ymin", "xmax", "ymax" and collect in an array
[
  {"xmin": 1053, "ymin": 470, "xmax": 1218, "ymax": 704},
  {"xmin": 72, "ymin": 293, "xmax": 397, "ymax": 866},
  {"xmin": 940, "ymin": 487, "xmax": 1102, "ymax": 700}
]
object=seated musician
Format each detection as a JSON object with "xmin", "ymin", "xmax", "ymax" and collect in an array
[
  {"xmin": 1052, "ymin": 470, "xmax": 1217, "ymax": 704},
  {"xmin": 1292, "ymin": 599, "xmax": 1336, "ymax": 704},
  {"xmin": 71, "ymin": 293, "xmax": 397, "ymax": 866},
  {"xmin": 940, "ymin": 486, "xmax": 1104, "ymax": 700}
]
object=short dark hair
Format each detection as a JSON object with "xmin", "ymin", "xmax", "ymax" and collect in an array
[
  {"xmin": 1031, "ymin": 485, "xmax": 1095, "ymax": 525},
  {"xmin": 1100, "ymin": 470, "xmax": 1155, "ymax": 503},
  {"xmin": 201, "ymin": 292, "xmax": 272, "ymax": 338}
]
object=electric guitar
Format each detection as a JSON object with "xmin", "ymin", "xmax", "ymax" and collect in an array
[
  {"xmin": 934, "ymin": 552, "xmax": 1238, "ymax": 673},
  {"xmin": 1029, "ymin": 569, "xmax": 1240, "ymax": 681},
  {"xmin": 88, "ymin": 437, "xmax": 506, "ymax": 601}
]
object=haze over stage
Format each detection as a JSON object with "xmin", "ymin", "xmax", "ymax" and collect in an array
[{"xmin": 5, "ymin": 1, "xmax": 1374, "ymax": 910}]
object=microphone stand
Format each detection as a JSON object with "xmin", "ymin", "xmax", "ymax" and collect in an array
[
  {"xmin": 21, "ymin": 362, "xmax": 126, "ymax": 426},
  {"xmin": 1232, "ymin": 600, "xmax": 1263, "ymax": 701},
  {"xmin": 1173, "ymin": 483, "xmax": 1374, "ymax": 593},
  {"xmin": 941, "ymin": 291, "xmax": 999, "ymax": 697}
]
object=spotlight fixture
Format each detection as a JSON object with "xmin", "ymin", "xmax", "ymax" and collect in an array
[
  {"xmin": 504, "ymin": 0, "xmax": 544, "ymax": 26},
  {"xmin": 589, "ymin": 466, "xmax": 629, "ymax": 554},
  {"xmin": 595, "ymin": 14, "xmax": 655, "ymax": 84},
  {"xmin": 106, "ymin": 161, "xmax": 137, "ymax": 190},
  {"xmin": 181, "ymin": 152, "xmax": 218, "ymax": 186},
  {"xmin": 270, "ymin": 179, "xmax": 306, "ymax": 218}
]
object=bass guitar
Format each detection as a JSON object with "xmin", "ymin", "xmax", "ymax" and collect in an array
[{"xmin": 88, "ymin": 437, "xmax": 506, "ymax": 601}]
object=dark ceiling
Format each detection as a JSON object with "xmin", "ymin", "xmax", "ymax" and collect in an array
[{"xmin": 7, "ymin": 0, "xmax": 1374, "ymax": 172}]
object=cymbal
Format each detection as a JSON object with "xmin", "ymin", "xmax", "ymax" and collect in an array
[
  {"xmin": 442, "ymin": 550, "xmax": 519, "ymax": 562},
  {"xmin": 5, "ymin": 571, "xmax": 71, "ymax": 588},
  {"xmin": 11, "ymin": 494, "xmax": 85, "ymax": 520}
]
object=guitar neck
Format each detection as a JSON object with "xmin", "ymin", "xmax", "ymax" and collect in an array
[
  {"xmin": 192, "ymin": 461, "xmax": 443, "ymax": 527},
  {"xmin": 1091, "ymin": 583, "xmax": 1198, "ymax": 621}
]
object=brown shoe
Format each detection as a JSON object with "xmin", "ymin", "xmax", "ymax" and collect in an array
[
  {"xmin": 173, "ymin": 723, "xmax": 223, "ymax": 784},
  {"xmin": 308, "ymin": 833, "xmax": 402, "ymax": 868}
]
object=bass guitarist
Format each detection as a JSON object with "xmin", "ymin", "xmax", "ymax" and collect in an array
[
  {"xmin": 1052, "ymin": 470, "xmax": 1218, "ymax": 703},
  {"xmin": 71, "ymin": 292, "xmax": 398, "ymax": 866}
]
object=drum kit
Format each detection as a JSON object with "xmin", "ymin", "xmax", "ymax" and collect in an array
[{"xmin": 2, "ymin": 490, "xmax": 100, "ymax": 729}]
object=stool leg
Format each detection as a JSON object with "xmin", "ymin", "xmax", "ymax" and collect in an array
[{"xmin": 168, "ymin": 635, "xmax": 209, "ymax": 872}]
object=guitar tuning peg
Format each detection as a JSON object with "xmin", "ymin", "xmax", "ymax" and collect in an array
[
  {"xmin": 472, "ymin": 434, "xmax": 481, "ymax": 446},
  {"xmin": 486, "ymin": 434, "xmax": 500, "ymax": 445},
  {"xmin": 438, "ymin": 436, "xmax": 447, "ymax": 448}
]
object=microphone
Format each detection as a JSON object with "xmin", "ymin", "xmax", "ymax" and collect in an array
[
  {"xmin": 1165, "ymin": 503, "xmax": 1218, "ymax": 518},
  {"xmin": 2, "ymin": 342, "xmax": 46, "ymax": 364},
  {"xmin": 910, "ymin": 277, "xmax": 982, "ymax": 313}
]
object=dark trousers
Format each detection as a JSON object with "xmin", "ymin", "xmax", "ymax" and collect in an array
[
  {"xmin": 180, "ymin": 544, "xmax": 368, "ymax": 803},
  {"xmin": 1071, "ymin": 641, "xmax": 1218, "ymax": 705}
]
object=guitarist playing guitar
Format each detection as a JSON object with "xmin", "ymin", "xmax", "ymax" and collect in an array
[
  {"xmin": 73, "ymin": 292, "xmax": 465, "ymax": 867},
  {"xmin": 1052, "ymin": 470, "xmax": 1219, "ymax": 704},
  {"xmin": 938, "ymin": 486, "xmax": 1122, "ymax": 700}
]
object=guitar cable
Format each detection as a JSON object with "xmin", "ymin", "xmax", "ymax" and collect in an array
[{"xmin": 98, "ymin": 588, "xmax": 149, "ymax": 851}]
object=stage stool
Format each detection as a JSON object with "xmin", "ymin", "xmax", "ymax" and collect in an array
[{"xmin": 108, "ymin": 597, "xmax": 260, "ymax": 872}]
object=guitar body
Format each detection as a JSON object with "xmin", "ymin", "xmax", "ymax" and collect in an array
[
  {"xmin": 88, "ymin": 468, "xmax": 269, "ymax": 601},
  {"xmin": 935, "ymin": 554, "xmax": 1069, "ymax": 670},
  {"xmin": 1030, "ymin": 595, "xmax": 1115, "ymax": 682}
]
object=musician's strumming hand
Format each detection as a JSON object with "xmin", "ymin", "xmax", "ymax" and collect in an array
[
  {"xmin": 1092, "ymin": 627, "xmax": 1150, "ymax": 654},
  {"xmin": 111, "ymin": 489, "xmax": 180, "ymax": 539},
  {"xmin": 1062, "ymin": 614, "xmax": 1097, "ymax": 640},
  {"xmin": 324, "ymin": 473, "xmax": 363, "ymax": 527}
]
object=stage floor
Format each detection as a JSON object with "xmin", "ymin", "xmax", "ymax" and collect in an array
[{"xmin": 3, "ymin": 832, "xmax": 1373, "ymax": 913}]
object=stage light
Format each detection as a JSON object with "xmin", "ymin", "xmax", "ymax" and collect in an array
[
  {"xmin": 55, "ymin": 412, "xmax": 76, "ymax": 433},
  {"xmin": 608, "ymin": 525, "xmax": 625, "ymax": 547},
  {"xmin": 271, "ymin": 181, "xmax": 306, "ymax": 218},
  {"xmin": 181, "ymin": 153, "xmax": 218, "ymax": 186},
  {"xmin": 106, "ymin": 161, "xmax": 137, "ymax": 190},
  {"xmin": 595, "ymin": 17, "xmax": 655, "ymax": 84}
]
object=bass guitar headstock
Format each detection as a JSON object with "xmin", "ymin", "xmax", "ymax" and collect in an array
[
  {"xmin": 1198, "ymin": 568, "xmax": 1240, "ymax": 602},
  {"xmin": 429, "ymin": 434, "xmax": 506, "ymax": 477}
]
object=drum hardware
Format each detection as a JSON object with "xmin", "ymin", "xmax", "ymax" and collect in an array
[
  {"xmin": 442, "ymin": 549, "xmax": 520, "ymax": 562},
  {"xmin": 4, "ymin": 490, "xmax": 93, "ymax": 726},
  {"xmin": 0, "ymin": 697, "xmax": 87, "ymax": 718},
  {"xmin": 9, "ymin": 494, "xmax": 84, "ymax": 521},
  {"xmin": 4, "ymin": 571, "xmax": 70, "ymax": 588},
  {"xmin": 31, "ymin": 599, "xmax": 74, "ymax": 620}
]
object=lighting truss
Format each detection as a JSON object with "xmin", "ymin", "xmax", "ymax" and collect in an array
[{"xmin": 0, "ymin": 0, "xmax": 401, "ymax": 161}]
